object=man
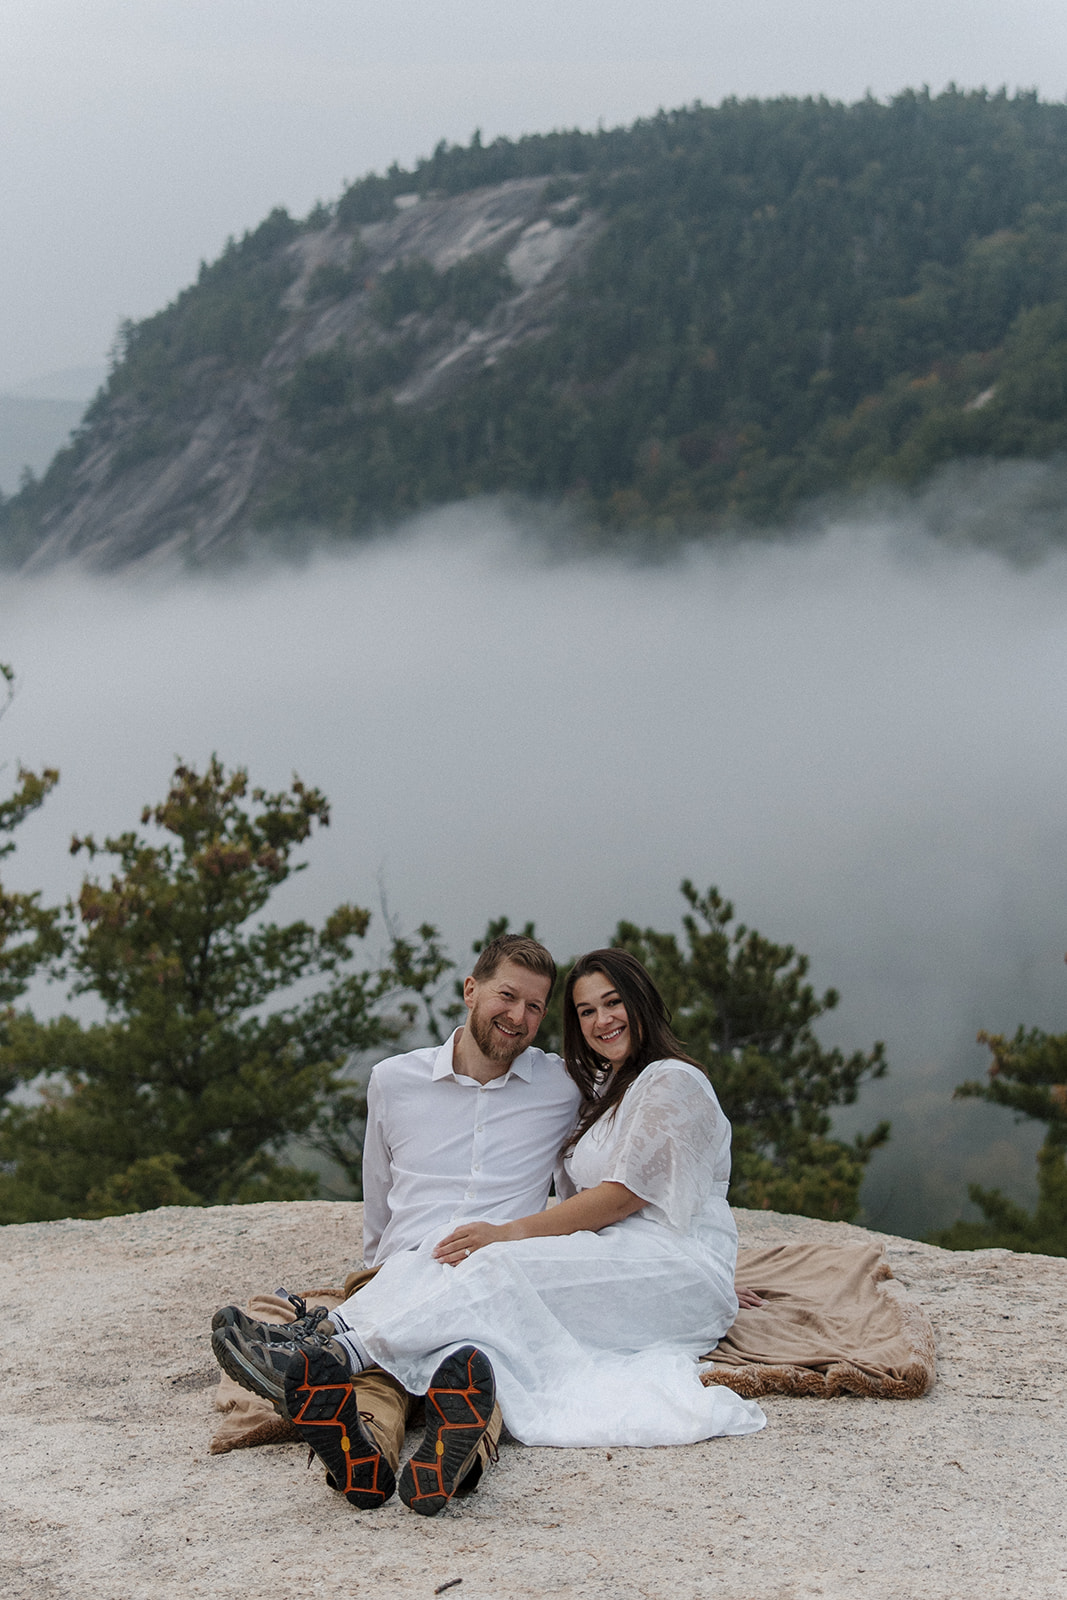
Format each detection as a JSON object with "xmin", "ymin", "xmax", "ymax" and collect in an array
[{"xmin": 212, "ymin": 933, "xmax": 580, "ymax": 1516}]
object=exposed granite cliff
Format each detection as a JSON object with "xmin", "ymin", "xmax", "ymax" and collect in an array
[
  {"xmin": 18, "ymin": 180, "xmax": 598, "ymax": 571},
  {"xmin": 15, "ymin": 93, "xmax": 1067, "ymax": 570}
]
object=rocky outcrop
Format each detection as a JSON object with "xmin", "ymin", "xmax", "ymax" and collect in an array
[
  {"xmin": 3, "ymin": 1200, "xmax": 1065, "ymax": 1598},
  {"xmin": 22, "ymin": 179, "xmax": 599, "ymax": 571}
]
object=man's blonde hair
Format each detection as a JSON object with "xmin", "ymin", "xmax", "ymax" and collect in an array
[{"xmin": 470, "ymin": 933, "xmax": 556, "ymax": 993}]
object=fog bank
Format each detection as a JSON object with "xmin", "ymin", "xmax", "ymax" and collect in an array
[{"xmin": 2, "ymin": 498, "xmax": 1065, "ymax": 1236}]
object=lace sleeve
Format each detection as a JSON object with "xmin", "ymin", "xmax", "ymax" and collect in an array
[
  {"xmin": 601, "ymin": 1062, "xmax": 731, "ymax": 1231},
  {"xmin": 552, "ymin": 1154, "xmax": 578, "ymax": 1203}
]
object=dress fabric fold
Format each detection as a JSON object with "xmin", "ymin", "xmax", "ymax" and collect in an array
[{"xmin": 347, "ymin": 1059, "xmax": 766, "ymax": 1447}]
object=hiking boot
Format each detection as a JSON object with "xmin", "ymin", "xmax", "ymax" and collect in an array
[
  {"xmin": 211, "ymin": 1322, "xmax": 344, "ymax": 1412},
  {"xmin": 211, "ymin": 1301, "xmax": 333, "ymax": 1345},
  {"xmin": 398, "ymin": 1346, "xmax": 496, "ymax": 1517},
  {"xmin": 284, "ymin": 1341, "xmax": 396, "ymax": 1509}
]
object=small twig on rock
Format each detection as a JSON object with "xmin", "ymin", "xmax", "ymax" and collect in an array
[{"xmin": 434, "ymin": 1581, "xmax": 463, "ymax": 1595}]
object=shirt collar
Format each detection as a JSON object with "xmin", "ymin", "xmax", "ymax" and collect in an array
[{"xmin": 433, "ymin": 1028, "xmax": 536, "ymax": 1084}]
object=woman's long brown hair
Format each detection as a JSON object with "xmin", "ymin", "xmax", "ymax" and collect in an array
[{"xmin": 562, "ymin": 948, "xmax": 705, "ymax": 1145}]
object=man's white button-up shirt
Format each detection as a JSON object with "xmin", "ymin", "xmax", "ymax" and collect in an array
[{"xmin": 361, "ymin": 1029, "xmax": 582, "ymax": 1266}]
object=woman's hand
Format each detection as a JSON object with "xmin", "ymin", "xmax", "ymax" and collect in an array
[
  {"xmin": 433, "ymin": 1221, "xmax": 515, "ymax": 1265},
  {"xmin": 736, "ymin": 1286, "xmax": 766, "ymax": 1309},
  {"xmin": 433, "ymin": 1183, "xmax": 644, "ymax": 1265}
]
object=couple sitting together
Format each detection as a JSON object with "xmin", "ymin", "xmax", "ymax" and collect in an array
[{"xmin": 211, "ymin": 934, "xmax": 767, "ymax": 1516}]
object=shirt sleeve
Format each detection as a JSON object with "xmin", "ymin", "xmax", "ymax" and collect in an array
[
  {"xmin": 360, "ymin": 1066, "xmax": 391, "ymax": 1266},
  {"xmin": 601, "ymin": 1062, "xmax": 730, "ymax": 1231},
  {"xmin": 552, "ymin": 1154, "xmax": 578, "ymax": 1203}
]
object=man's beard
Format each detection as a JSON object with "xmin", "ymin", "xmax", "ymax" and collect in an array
[{"xmin": 466, "ymin": 1003, "xmax": 531, "ymax": 1064}]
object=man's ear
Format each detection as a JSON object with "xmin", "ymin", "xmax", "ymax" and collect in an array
[{"xmin": 462, "ymin": 975, "xmax": 477, "ymax": 1010}]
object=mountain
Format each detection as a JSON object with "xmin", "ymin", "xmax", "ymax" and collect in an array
[
  {"xmin": 8, "ymin": 89, "xmax": 1067, "ymax": 568},
  {"xmin": 0, "ymin": 396, "xmax": 85, "ymax": 497}
]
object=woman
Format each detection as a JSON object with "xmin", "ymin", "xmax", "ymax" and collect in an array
[{"xmin": 331, "ymin": 949, "xmax": 765, "ymax": 1451}]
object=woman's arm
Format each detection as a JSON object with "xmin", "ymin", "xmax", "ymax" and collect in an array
[{"xmin": 432, "ymin": 1181, "xmax": 645, "ymax": 1265}]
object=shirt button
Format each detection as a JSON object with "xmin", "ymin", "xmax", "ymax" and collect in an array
[
  {"xmin": 466, "ymin": 1191, "xmax": 474, "ymax": 1199},
  {"xmin": 473, "ymin": 1163, "xmax": 481, "ymax": 1172}
]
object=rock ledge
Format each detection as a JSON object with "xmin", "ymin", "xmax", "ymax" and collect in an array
[{"xmin": 2, "ymin": 1201, "xmax": 1063, "ymax": 1599}]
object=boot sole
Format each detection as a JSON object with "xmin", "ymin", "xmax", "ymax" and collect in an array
[
  {"xmin": 398, "ymin": 1346, "xmax": 495, "ymax": 1517},
  {"xmin": 285, "ymin": 1345, "xmax": 396, "ymax": 1510}
]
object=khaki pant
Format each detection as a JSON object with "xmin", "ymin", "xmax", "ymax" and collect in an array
[{"xmin": 340, "ymin": 1266, "xmax": 502, "ymax": 1487}]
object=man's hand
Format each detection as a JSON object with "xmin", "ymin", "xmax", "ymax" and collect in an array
[
  {"xmin": 736, "ymin": 1287, "xmax": 766, "ymax": 1309},
  {"xmin": 433, "ymin": 1221, "xmax": 516, "ymax": 1265}
]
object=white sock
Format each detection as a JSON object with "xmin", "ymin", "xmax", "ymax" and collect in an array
[{"xmin": 327, "ymin": 1311, "xmax": 373, "ymax": 1373}]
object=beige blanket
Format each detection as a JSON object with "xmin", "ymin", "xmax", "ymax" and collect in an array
[
  {"xmin": 700, "ymin": 1242, "xmax": 936, "ymax": 1399},
  {"xmin": 210, "ymin": 1241, "xmax": 934, "ymax": 1452},
  {"xmin": 211, "ymin": 1289, "xmax": 344, "ymax": 1454}
]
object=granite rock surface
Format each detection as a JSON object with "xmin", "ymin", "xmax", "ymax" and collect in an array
[{"xmin": 2, "ymin": 1200, "xmax": 1063, "ymax": 1600}]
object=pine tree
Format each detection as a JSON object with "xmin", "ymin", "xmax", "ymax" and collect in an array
[
  {"xmin": 0, "ymin": 758, "xmax": 407, "ymax": 1221},
  {"xmin": 931, "ymin": 1021, "xmax": 1067, "ymax": 1254},
  {"xmin": 0, "ymin": 662, "xmax": 62, "ymax": 1099},
  {"xmin": 609, "ymin": 884, "xmax": 889, "ymax": 1221},
  {"xmin": 529, "ymin": 884, "xmax": 888, "ymax": 1222}
]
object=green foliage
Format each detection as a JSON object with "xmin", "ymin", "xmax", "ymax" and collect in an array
[
  {"xmin": 304, "ymin": 920, "xmax": 455, "ymax": 1195},
  {"xmin": 530, "ymin": 890, "xmax": 885, "ymax": 1223},
  {"xmin": 369, "ymin": 257, "xmax": 442, "ymax": 325},
  {"xmin": 0, "ymin": 208, "xmax": 305, "ymax": 541},
  {"xmin": 336, "ymin": 173, "xmax": 400, "ymax": 226},
  {"xmin": 0, "ymin": 757, "xmax": 400, "ymax": 1223},
  {"xmin": 0, "ymin": 763, "xmax": 62, "ymax": 1012},
  {"xmin": 370, "ymin": 253, "xmax": 514, "ymax": 329},
  {"xmin": 281, "ymin": 342, "xmax": 418, "ymax": 439},
  {"xmin": 307, "ymin": 262, "xmax": 361, "ymax": 302},
  {"xmin": 306, "ymin": 239, "xmax": 368, "ymax": 305},
  {"xmin": 284, "ymin": 346, "xmax": 357, "ymax": 417},
  {"xmin": 253, "ymin": 90, "xmax": 1067, "ymax": 541},
  {"xmin": 0, "ymin": 729, "xmax": 888, "ymax": 1227},
  {"xmin": 930, "ymin": 1022, "xmax": 1067, "ymax": 1254},
  {"xmin": 0, "ymin": 665, "xmax": 62, "ymax": 1096},
  {"xmin": 16, "ymin": 89, "xmax": 1067, "ymax": 560},
  {"xmin": 607, "ymin": 884, "xmax": 888, "ymax": 1220},
  {"xmin": 85, "ymin": 1153, "xmax": 201, "ymax": 1217},
  {"xmin": 97, "ymin": 208, "xmax": 301, "ymax": 413}
]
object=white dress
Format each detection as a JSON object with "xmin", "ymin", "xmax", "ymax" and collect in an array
[{"xmin": 347, "ymin": 1060, "xmax": 766, "ymax": 1447}]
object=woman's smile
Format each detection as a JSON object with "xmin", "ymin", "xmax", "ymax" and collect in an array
[{"xmin": 572, "ymin": 973, "xmax": 632, "ymax": 1069}]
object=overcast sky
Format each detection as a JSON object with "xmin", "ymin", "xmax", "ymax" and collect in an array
[{"xmin": 3, "ymin": 0, "xmax": 1067, "ymax": 392}]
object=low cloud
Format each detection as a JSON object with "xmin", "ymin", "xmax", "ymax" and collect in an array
[{"xmin": 3, "ymin": 481, "xmax": 1066, "ymax": 1236}]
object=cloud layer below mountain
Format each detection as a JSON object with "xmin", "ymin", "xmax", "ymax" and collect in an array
[{"xmin": 3, "ymin": 496, "xmax": 1065, "ymax": 1234}]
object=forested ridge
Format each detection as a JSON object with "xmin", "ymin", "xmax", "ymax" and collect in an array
[{"xmin": 8, "ymin": 87, "xmax": 1067, "ymax": 561}]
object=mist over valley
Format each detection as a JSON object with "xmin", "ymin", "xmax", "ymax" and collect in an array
[{"xmin": 2, "ymin": 490, "xmax": 1065, "ymax": 1237}]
